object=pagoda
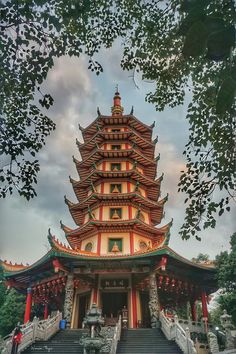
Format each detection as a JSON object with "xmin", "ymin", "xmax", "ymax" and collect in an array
[{"xmin": 0, "ymin": 91, "xmax": 217, "ymax": 329}]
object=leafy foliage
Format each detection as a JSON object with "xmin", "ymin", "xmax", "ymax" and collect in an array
[
  {"xmin": 192, "ymin": 253, "xmax": 210, "ymax": 263},
  {"xmin": 0, "ymin": 0, "xmax": 235, "ymax": 239},
  {"xmin": 218, "ymin": 292, "xmax": 236, "ymax": 326},
  {"xmin": 0, "ymin": 282, "xmax": 25, "ymax": 337},
  {"xmin": 216, "ymin": 232, "xmax": 236, "ymax": 292},
  {"xmin": 215, "ymin": 232, "xmax": 236, "ymax": 326}
]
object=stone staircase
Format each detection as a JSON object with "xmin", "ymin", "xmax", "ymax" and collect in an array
[
  {"xmin": 23, "ymin": 328, "xmax": 183, "ymax": 354},
  {"xmin": 23, "ymin": 329, "xmax": 86, "ymax": 354},
  {"xmin": 116, "ymin": 328, "xmax": 183, "ymax": 354}
]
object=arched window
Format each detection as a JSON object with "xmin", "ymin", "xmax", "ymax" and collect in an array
[{"xmin": 85, "ymin": 242, "xmax": 93, "ymax": 252}]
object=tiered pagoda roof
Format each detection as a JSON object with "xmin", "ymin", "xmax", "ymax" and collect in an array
[{"xmin": 0, "ymin": 90, "xmax": 217, "ymax": 296}]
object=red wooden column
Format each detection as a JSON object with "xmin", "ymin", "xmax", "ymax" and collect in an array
[
  {"xmin": 130, "ymin": 232, "xmax": 134, "ymax": 255},
  {"xmin": 44, "ymin": 303, "xmax": 48, "ymax": 320},
  {"xmin": 131, "ymin": 287, "xmax": 137, "ymax": 328},
  {"xmin": 24, "ymin": 287, "xmax": 32, "ymax": 323},
  {"xmin": 190, "ymin": 300, "xmax": 197, "ymax": 321},
  {"xmin": 201, "ymin": 290, "xmax": 208, "ymax": 319},
  {"xmin": 97, "ymin": 233, "xmax": 101, "ymax": 255},
  {"xmin": 93, "ymin": 275, "xmax": 99, "ymax": 304}
]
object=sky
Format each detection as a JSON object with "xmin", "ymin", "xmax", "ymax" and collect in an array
[{"xmin": 0, "ymin": 43, "xmax": 235, "ymax": 265}]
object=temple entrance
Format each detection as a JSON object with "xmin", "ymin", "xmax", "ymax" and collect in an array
[
  {"xmin": 101, "ymin": 291, "xmax": 127, "ymax": 326},
  {"xmin": 77, "ymin": 292, "xmax": 90, "ymax": 328},
  {"xmin": 140, "ymin": 291, "xmax": 151, "ymax": 327}
]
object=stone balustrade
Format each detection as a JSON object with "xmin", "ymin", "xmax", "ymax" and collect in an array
[{"xmin": 1, "ymin": 311, "xmax": 62, "ymax": 354}]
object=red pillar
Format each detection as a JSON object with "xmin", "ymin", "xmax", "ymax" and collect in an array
[
  {"xmin": 131, "ymin": 287, "xmax": 137, "ymax": 328},
  {"xmin": 190, "ymin": 300, "xmax": 197, "ymax": 321},
  {"xmin": 201, "ymin": 291, "xmax": 208, "ymax": 319},
  {"xmin": 44, "ymin": 303, "xmax": 48, "ymax": 320},
  {"xmin": 97, "ymin": 232, "xmax": 101, "ymax": 255},
  {"xmin": 24, "ymin": 287, "xmax": 32, "ymax": 323},
  {"xmin": 93, "ymin": 275, "xmax": 99, "ymax": 304},
  {"xmin": 130, "ymin": 232, "xmax": 134, "ymax": 255},
  {"xmin": 93, "ymin": 288, "xmax": 98, "ymax": 304}
]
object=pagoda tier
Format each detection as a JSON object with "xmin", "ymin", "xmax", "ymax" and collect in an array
[
  {"xmin": 61, "ymin": 218, "xmax": 172, "ymax": 249},
  {"xmin": 73, "ymin": 157, "xmax": 159, "ymax": 181},
  {"xmin": 1, "ymin": 233, "xmax": 216, "ymax": 296},
  {"xmin": 77, "ymin": 131, "xmax": 157, "ymax": 160},
  {"xmin": 70, "ymin": 172, "xmax": 163, "ymax": 202},
  {"xmin": 79, "ymin": 115, "xmax": 155, "ymax": 142},
  {"xmin": 73, "ymin": 146, "xmax": 158, "ymax": 170},
  {"xmin": 65, "ymin": 192, "xmax": 167, "ymax": 226}
]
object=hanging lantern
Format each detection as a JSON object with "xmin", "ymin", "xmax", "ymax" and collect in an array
[
  {"xmin": 164, "ymin": 277, "xmax": 170, "ymax": 291},
  {"xmin": 158, "ymin": 275, "xmax": 163, "ymax": 289}
]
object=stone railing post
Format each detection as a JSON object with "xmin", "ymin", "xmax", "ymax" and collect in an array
[
  {"xmin": 148, "ymin": 272, "xmax": 160, "ymax": 328},
  {"xmin": 174, "ymin": 315, "xmax": 179, "ymax": 324},
  {"xmin": 186, "ymin": 327, "xmax": 191, "ymax": 353},
  {"xmin": 32, "ymin": 316, "xmax": 39, "ymax": 341},
  {"xmin": 63, "ymin": 274, "xmax": 74, "ymax": 328}
]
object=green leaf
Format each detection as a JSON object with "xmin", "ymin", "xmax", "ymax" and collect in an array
[
  {"xmin": 183, "ymin": 21, "xmax": 208, "ymax": 57},
  {"xmin": 216, "ymin": 77, "xmax": 236, "ymax": 115}
]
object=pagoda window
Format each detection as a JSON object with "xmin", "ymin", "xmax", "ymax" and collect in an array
[
  {"xmin": 111, "ymin": 144, "xmax": 121, "ymax": 150},
  {"xmin": 109, "ymin": 238, "xmax": 122, "ymax": 252},
  {"xmin": 111, "ymin": 163, "xmax": 121, "ymax": 171},
  {"xmin": 110, "ymin": 184, "xmax": 122, "ymax": 193},
  {"xmin": 110, "ymin": 207, "xmax": 122, "ymax": 219},
  {"xmin": 111, "ymin": 129, "xmax": 121, "ymax": 132},
  {"xmin": 85, "ymin": 242, "xmax": 93, "ymax": 252}
]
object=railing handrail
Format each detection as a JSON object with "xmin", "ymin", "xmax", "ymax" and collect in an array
[
  {"xmin": 1, "ymin": 311, "xmax": 62, "ymax": 354},
  {"xmin": 160, "ymin": 311, "xmax": 197, "ymax": 354},
  {"xmin": 110, "ymin": 315, "xmax": 122, "ymax": 354}
]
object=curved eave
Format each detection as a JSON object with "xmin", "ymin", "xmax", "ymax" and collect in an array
[
  {"xmin": 79, "ymin": 130, "xmax": 155, "ymax": 155},
  {"xmin": 163, "ymin": 246, "xmax": 216, "ymax": 271},
  {"xmin": 81, "ymin": 115, "xmax": 154, "ymax": 141},
  {"xmin": 71, "ymin": 168, "xmax": 162, "ymax": 192},
  {"xmin": 0, "ymin": 260, "xmax": 29, "ymax": 273},
  {"xmin": 2, "ymin": 250, "xmax": 54, "ymax": 278},
  {"xmin": 100, "ymin": 115, "xmax": 154, "ymax": 133},
  {"xmin": 75, "ymin": 148, "xmax": 157, "ymax": 169},
  {"xmin": 69, "ymin": 192, "xmax": 165, "ymax": 211},
  {"xmin": 67, "ymin": 200, "xmax": 164, "ymax": 227},
  {"xmin": 65, "ymin": 219, "xmax": 171, "ymax": 240},
  {"xmin": 3, "ymin": 245, "xmax": 216, "ymax": 280}
]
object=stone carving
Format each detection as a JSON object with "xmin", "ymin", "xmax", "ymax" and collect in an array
[
  {"xmin": 80, "ymin": 303, "xmax": 105, "ymax": 354},
  {"xmin": 207, "ymin": 332, "xmax": 220, "ymax": 353},
  {"xmin": 63, "ymin": 274, "xmax": 74, "ymax": 326},
  {"xmin": 220, "ymin": 309, "xmax": 235, "ymax": 350},
  {"xmin": 148, "ymin": 273, "xmax": 160, "ymax": 328}
]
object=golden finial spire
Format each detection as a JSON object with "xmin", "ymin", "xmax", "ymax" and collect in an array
[{"xmin": 111, "ymin": 86, "xmax": 124, "ymax": 116}]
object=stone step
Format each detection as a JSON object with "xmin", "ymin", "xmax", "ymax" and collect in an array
[{"xmin": 117, "ymin": 329, "xmax": 183, "ymax": 354}]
